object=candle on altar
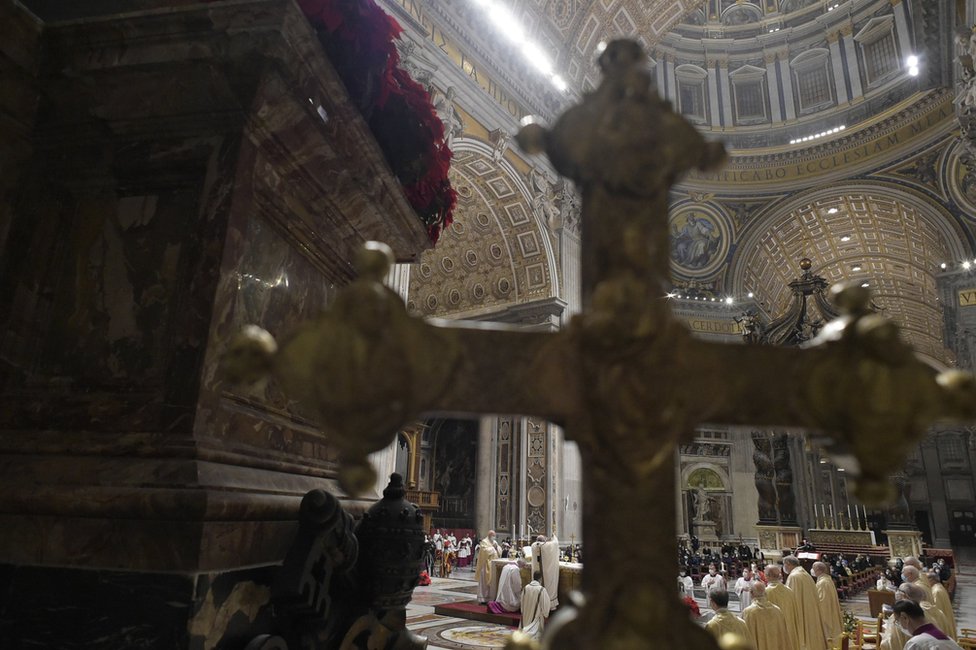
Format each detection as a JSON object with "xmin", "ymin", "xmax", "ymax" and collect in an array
[{"xmin": 847, "ymin": 504, "xmax": 852, "ymax": 529}]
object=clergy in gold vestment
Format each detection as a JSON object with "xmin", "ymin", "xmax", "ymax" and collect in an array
[
  {"xmin": 898, "ymin": 582, "xmax": 954, "ymax": 641},
  {"xmin": 881, "ymin": 612, "xmax": 909, "ymax": 650},
  {"xmin": 927, "ymin": 572, "xmax": 956, "ymax": 640},
  {"xmin": 705, "ymin": 589, "xmax": 755, "ymax": 650},
  {"xmin": 765, "ymin": 566, "xmax": 802, "ymax": 650},
  {"xmin": 784, "ymin": 556, "xmax": 828, "ymax": 650},
  {"xmin": 901, "ymin": 565, "xmax": 935, "ymax": 607},
  {"xmin": 475, "ymin": 530, "xmax": 501, "ymax": 604},
  {"xmin": 812, "ymin": 562, "xmax": 844, "ymax": 648},
  {"xmin": 742, "ymin": 582, "xmax": 796, "ymax": 650}
]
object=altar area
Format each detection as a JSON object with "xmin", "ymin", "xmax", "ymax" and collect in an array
[{"xmin": 488, "ymin": 559, "xmax": 583, "ymax": 606}]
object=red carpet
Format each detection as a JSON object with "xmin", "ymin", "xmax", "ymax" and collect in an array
[{"xmin": 434, "ymin": 600, "xmax": 521, "ymax": 627}]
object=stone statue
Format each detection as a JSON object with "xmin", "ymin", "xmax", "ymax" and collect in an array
[
  {"xmin": 434, "ymin": 86, "xmax": 463, "ymax": 149},
  {"xmin": 530, "ymin": 165, "xmax": 562, "ymax": 229},
  {"xmin": 693, "ymin": 486, "xmax": 709, "ymax": 521},
  {"xmin": 489, "ymin": 128, "xmax": 510, "ymax": 163},
  {"xmin": 751, "ymin": 433, "xmax": 778, "ymax": 523},
  {"xmin": 772, "ymin": 433, "xmax": 797, "ymax": 524},
  {"xmin": 735, "ymin": 311, "xmax": 764, "ymax": 345}
]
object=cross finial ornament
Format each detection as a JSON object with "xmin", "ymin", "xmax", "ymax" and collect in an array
[{"xmin": 226, "ymin": 41, "xmax": 976, "ymax": 649}]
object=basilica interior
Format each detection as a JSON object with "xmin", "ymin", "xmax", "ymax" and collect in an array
[{"xmin": 1, "ymin": 0, "xmax": 976, "ymax": 648}]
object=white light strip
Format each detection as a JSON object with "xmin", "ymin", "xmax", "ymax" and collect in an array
[
  {"xmin": 471, "ymin": 0, "xmax": 570, "ymax": 93},
  {"xmin": 789, "ymin": 125, "xmax": 845, "ymax": 145}
]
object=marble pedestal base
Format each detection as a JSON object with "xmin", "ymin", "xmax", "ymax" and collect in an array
[
  {"xmin": 755, "ymin": 524, "xmax": 803, "ymax": 561},
  {"xmin": 885, "ymin": 529, "xmax": 924, "ymax": 559},
  {"xmin": 693, "ymin": 519, "xmax": 719, "ymax": 542}
]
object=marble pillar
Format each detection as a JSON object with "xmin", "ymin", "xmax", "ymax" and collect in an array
[{"xmin": 0, "ymin": 1, "xmax": 430, "ymax": 647}]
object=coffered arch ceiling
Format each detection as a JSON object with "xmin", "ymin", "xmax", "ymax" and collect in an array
[
  {"xmin": 406, "ymin": 139, "xmax": 557, "ymax": 319},
  {"xmin": 729, "ymin": 183, "xmax": 970, "ymax": 365}
]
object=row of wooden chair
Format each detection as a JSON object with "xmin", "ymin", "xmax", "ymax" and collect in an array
[
  {"xmin": 959, "ymin": 627, "xmax": 976, "ymax": 649},
  {"xmin": 836, "ymin": 569, "xmax": 880, "ymax": 600}
]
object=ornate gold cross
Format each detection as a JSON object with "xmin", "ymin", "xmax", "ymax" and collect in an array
[{"xmin": 225, "ymin": 41, "xmax": 976, "ymax": 649}]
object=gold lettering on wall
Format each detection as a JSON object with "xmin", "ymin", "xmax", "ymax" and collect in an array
[
  {"xmin": 959, "ymin": 289, "xmax": 976, "ymax": 307},
  {"xmin": 390, "ymin": 0, "xmax": 529, "ymax": 120},
  {"xmin": 679, "ymin": 318, "xmax": 744, "ymax": 335},
  {"xmin": 684, "ymin": 97, "xmax": 953, "ymax": 187}
]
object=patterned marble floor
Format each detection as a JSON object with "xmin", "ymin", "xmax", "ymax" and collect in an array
[{"xmin": 407, "ymin": 550, "xmax": 976, "ymax": 648}]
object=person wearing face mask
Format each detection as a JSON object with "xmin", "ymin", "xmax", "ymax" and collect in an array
[
  {"xmin": 705, "ymin": 590, "xmax": 753, "ymax": 649},
  {"xmin": 891, "ymin": 600, "xmax": 962, "ymax": 650},
  {"xmin": 902, "ymin": 565, "xmax": 935, "ymax": 605},
  {"xmin": 679, "ymin": 567, "xmax": 694, "ymax": 596},
  {"xmin": 782, "ymin": 555, "xmax": 827, "ymax": 650},
  {"xmin": 884, "ymin": 584, "xmax": 954, "ymax": 650},
  {"xmin": 734, "ymin": 567, "xmax": 757, "ymax": 610},
  {"xmin": 926, "ymin": 572, "xmax": 956, "ymax": 641},
  {"xmin": 702, "ymin": 562, "xmax": 727, "ymax": 596}
]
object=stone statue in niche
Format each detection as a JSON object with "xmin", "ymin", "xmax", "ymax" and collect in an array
[
  {"xmin": 752, "ymin": 433, "xmax": 778, "ymax": 523},
  {"xmin": 489, "ymin": 127, "xmax": 510, "ymax": 163},
  {"xmin": 396, "ymin": 38, "xmax": 438, "ymax": 95},
  {"xmin": 735, "ymin": 311, "xmax": 764, "ymax": 345},
  {"xmin": 530, "ymin": 165, "xmax": 562, "ymax": 230},
  {"xmin": 693, "ymin": 486, "xmax": 716, "ymax": 523},
  {"xmin": 772, "ymin": 433, "xmax": 797, "ymax": 523},
  {"xmin": 434, "ymin": 86, "xmax": 463, "ymax": 149},
  {"xmin": 887, "ymin": 474, "xmax": 913, "ymax": 527}
]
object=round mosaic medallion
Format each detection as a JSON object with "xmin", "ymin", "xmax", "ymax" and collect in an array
[{"xmin": 669, "ymin": 204, "xmax": 731, "ymax": 278}]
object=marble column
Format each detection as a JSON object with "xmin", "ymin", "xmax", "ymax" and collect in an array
[
  {"xmin": 666, "ymin": 55, "xmax": 679, "ymax": 105},
  {"xmin": 891, "ymin": 0, "xmax": 914, "ymax": 62},
  {"xmin": 842, "ymin": 26, "xmax": 864, "ymax": 101},
  {"xmin": 476, "ymin": 416, "xmax": 497, "ymax": 534},
  {"xmin": 920, "ymin": 437, "xmax": 952, "ymax": 547},
  {"xmin": 707, "ymin": 62, "xmax": 723, "ymax": 129},
  {"xmin": 718, "ymin": 58, "xmax": 734, "ymax": 127},
  {"xmin": 778, "ymin": 53, "xmax": 798, "ymax": 121},
  {"xmin": 765, "ymin": 52, "xmax": 784, "ymax": 123},
  {"xmin": 655, "ymin": 51, "xmax": 667, "ymax": 99},
  {"xmin": 828, "ymin": 32, "xmax": 850, "ymax": 105}
]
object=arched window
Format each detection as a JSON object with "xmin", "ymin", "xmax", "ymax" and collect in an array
[{"xmin": 688, "ymin": 467, "xmax": 725, "ymax": 490}]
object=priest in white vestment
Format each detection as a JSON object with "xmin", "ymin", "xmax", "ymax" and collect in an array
[
  {"xmin": 812, "ymin": 561, "xmax": 844, "ymax": 648},
  {"xmin": 735, "ymin": 567, "xmax": 757, "ymax": 610},
  {"xmin": 531, "ymin": 535, "xmax": 560, "ymax": 610},
  {"xmin": 765, "ymin": 566, "xmax": 801, "ymax": 650},
  {"xmin": 783, "ymin": 555, "xmax": 827, "ymax": 650},
  {"xmin": 705, "ymin": 589, "xmax": 754, "ymax": 649},
  {"xmin": 701, "ymin": 563, "xmax": 727, "ymax": 596},
  {"xmin": 493, "ymin": 562, "xmax": 523, "ymax": 612},
  {"xmin": 679, "ymin": 568, "xmax": 694, "ymax": 596},
  {"xmin": 520, "ymin": 571, "xmax": 551, "ymax": 641},
  {"xmin": 742, "ymin": 582, "xmax": 796, "ymax": 650},
  {"xmin": 475, "ymin": 530, "xmax": 501, "ymax": 604}
]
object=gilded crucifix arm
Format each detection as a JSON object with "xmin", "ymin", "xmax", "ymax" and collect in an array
[
  {"xmin": 223, "ymin": 243, "xmax": 577, "ymax": 494},
  {"xmin": 687, "ymin": 286, "xmax": 976, "ymax": 500}
]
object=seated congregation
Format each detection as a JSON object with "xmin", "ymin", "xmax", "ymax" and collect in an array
[{"xmin": 684, "ymin": 552, "xmax": 961, "ymax": 650}]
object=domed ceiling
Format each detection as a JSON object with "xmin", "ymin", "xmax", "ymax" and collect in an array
[{"xmin": 442, "ymin": 0, "xmax": 969, "ymax": 364}]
